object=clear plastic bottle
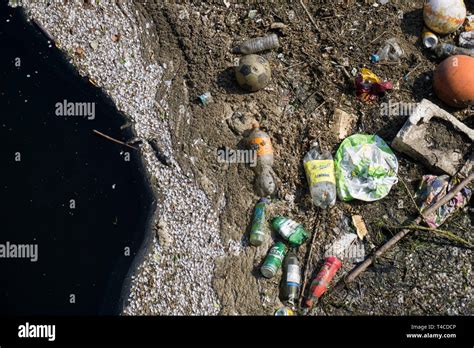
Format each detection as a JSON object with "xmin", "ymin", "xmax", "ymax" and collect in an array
[{"xmin": 303, "ymin": 142, "xmax": 336, "ymax": 209}]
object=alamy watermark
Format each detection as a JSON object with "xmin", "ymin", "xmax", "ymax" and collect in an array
[
  {"xmin": 18, "ymin": 322, "xmax": 55, "ymax": 342},
  {"xmin": 380, "ymin": 100, "xmax": 417, "ymax": 118},
  {"xmin": 55, "ymin": 99, "xmax": 95, "ymax": 120},
  {"xmin": 217, "ymin": 147, "xmax": 257, "ymax": 167},
  {"xmin": 0, "ymin": 241, "xmax": 38, "ymax": 262},
  {"xmin": 381, "ymin": 100, "xmax": 474, "ymax": 117}
]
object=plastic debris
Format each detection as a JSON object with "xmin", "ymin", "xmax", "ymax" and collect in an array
[
  {"xmin": 355, "ymin": 68, "xmax": 393, "ymax": 102},
  {"xmin": 303, "ymin": 142, "xmax": 336, "ymax": 209},
  {"xmin": 232, "ymin": 34, "xmax": 279, "ymax": 54},
  {"xmin": 324, "ymin": 232, "xmax": 365, "ymax": 263},
  {"xmin": 271, "ymin": 216, "xmax": 309, "ymax": 247},
  {"xmin": 375, "ymin": 38, "xmax": 405, "ymax": 62},
  {"xmin": 198, "ymin": 92, "xmax": 213, "ymax": 105},
  {"xmin": 247, "ymin": 123, "xmax": 276, "ymax": 196},
  {"xmin": 352, "ymin": 215, "xmax": 368, "ymax": 240},
  {"xmin": 306, "ymin": 256, "xmax": 342, "ymax": 308},
  {"xmin": 370, "ymin": 54, "xmax": 380, "ymax": 63},
  {"xmin": 326, "ymin": 233, "xmax": 357, "ymax": 258},
  {"xmin": 249, "ymin": 198, "xmax": 270, "ymax": 247},
  {"xmin": 335, "ymin": 134, "xmax": 398, "ymax": 202},
  {"xmin": 247, "ymin": 123, "xmax": 275, "ymax": 168},
  {"xmin": 415, "ymin": 175, "xmax": 472, "ymax": 228},
  {"xmin": 459, "ymin": 31, "xmax": 474, "ymax": 49},
  {"xmin": 433, "ymin": 43, "xmax": 474, "ymax": 58}
]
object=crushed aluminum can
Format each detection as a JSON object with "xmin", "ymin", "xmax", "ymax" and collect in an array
[{"xmin": 422, "ymin": 29, "xmax": 439, "ymax": 48}]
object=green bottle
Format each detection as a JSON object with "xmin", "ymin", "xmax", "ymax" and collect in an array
[
  {"xmin": 271, "ymin": 216, "xmax": 309, "ymax": 247},
  {"xmin": 249, "ymin": 198, "xmax": 270, "ymax": 246},
  {"xmin": 261, "ymin": 241, "xmax": 287, "ymax": 278}
]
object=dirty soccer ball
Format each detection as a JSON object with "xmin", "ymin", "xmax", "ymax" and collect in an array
[{"xmin": 235, "ymin": 54, "xmax": 271, "ymax": 92}]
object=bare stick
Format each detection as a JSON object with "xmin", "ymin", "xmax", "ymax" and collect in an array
[
  {"xmin": 93, "ymin": 129, "xmax": 138, "ymax": 150},
  {"xmin": 370, "ymin": 30, "xmax": 387, "ymax": 44},
  {"xmin": 300, "ymin": 0, "xmax": 318, "ymax": 31},
  {"xmin": 343, "ymin": 172, "xmax": 473, "ymax": 285}
]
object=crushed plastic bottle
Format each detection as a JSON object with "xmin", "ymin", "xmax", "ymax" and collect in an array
[
  {"xmin": 232, "ymin": 34, "xmax": 279, "ymax": 54},
  {"xmin": 303, "ymin": 142, "xmax": 336, "ymax": 209},
  {"xmin": 375, "ymin": 37, "xmax": 404, "ymax": 62}
]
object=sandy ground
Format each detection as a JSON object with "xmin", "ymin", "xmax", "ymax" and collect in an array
[{"xmin": 21, "ymin": 0, "xmax": 473, "ymax": 316}]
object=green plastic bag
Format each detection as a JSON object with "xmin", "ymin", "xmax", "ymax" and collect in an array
[{"xmin": 335, "ymin": 134, "xmax": 398, "ymax": 202}]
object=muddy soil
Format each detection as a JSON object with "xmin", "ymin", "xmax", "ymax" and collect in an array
[
  {"xmin": 136, "ymin": 0, "xmax": 473, "ymax": 315},
  {"xmin": 425, "ymin": 119, "xmax": 473, "ymax": 163}
]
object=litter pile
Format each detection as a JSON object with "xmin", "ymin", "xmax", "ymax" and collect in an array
[{"xmin": 230, "ymin": 0, "xmax": 473, "ymax": 315}]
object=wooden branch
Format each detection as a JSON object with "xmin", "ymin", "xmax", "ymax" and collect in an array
[{"xmin": 93, "ymin": 129, "xmax": 138, "ymax": 150}]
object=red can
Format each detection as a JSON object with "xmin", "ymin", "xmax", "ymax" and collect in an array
[{"xmin": 306, "ymin": 256, "xmax": 342, "ymax": 308}]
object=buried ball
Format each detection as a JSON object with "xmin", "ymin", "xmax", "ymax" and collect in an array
[
  {"xmin": 433, "ymin": 55, "xmax": 474, "ymax": 108},
  {"xmin": 235, "ymin": 54, "xmax": 271, "ymax": 92}
]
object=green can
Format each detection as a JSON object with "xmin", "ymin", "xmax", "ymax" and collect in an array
[
  {"xmin": 271, "ymin": 216, "xmax": 309, "ymax": 247},
  {"xmin": 261, "ymin": 241, "xmax": 287, "ymax": 278},
  {"xmin": 249, "ymin": 198, "xmax": 270, "ymax": 246}
]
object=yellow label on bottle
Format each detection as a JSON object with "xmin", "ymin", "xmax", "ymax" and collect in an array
[{"xmin": 304, "ymin": 160, "xmax": 335, "ymax": 185}]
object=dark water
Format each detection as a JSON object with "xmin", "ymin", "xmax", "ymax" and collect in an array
[{"xmin": 0, "ymin": 3, "xmax": 154, "ymax": 314}]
